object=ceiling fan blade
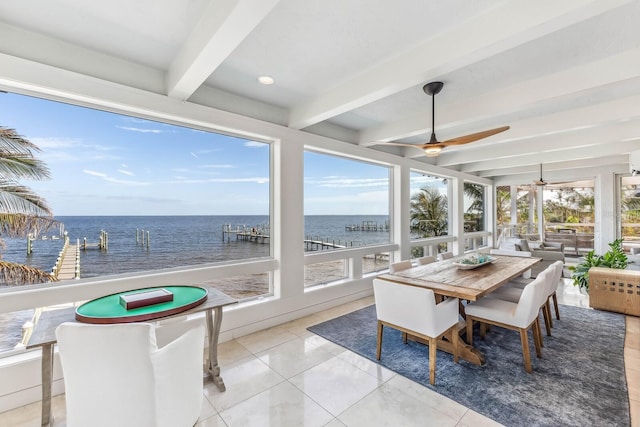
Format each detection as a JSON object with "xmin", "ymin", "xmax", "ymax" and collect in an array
[
  {"xmin": 372, "ymin": 141, "xmax": 435, "ymax": 150},
  {"xmin": 439, "ymin": 126, "xmax": 510, "ymax": 146}
]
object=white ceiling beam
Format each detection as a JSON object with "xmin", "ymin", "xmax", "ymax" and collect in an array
[
  {"xmin": 166, "ymin": 0, "xmax": 281, "ymax": 100},
  {"xmin": 288, "ymin": 0, "xmax": 633, "ymax": 130},
  {"xmin": 361, "ymin": 46, "xmax": 640, "ymax": 145},
  {"xmin": 483, "ymin": 154, "xmax": 628, "ymax": 179},
  {"xmin": 459, "ymin": 139, "xmax": 640, "ymax": 175},
  {"xmin": 436, "ymin": 96, "xmax": 640, "ymax": 166},
  {"xmin": 492, "ymin": 156, "xmax": 629, "ymax": 185}
]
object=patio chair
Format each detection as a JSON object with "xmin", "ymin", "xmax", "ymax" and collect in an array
[
  {"xmin": 389, "ymin": 260, "xmax": 412, "ymax": 273},
  {"xmin": 56, "ymin": 318, "xmax": 205, "ymax": 427},
  {"xmin": 465, "ymin": 269, "xmax": 549, "ymax": 373},
  {"xmin": 416, "ymin": 255, "xmax": 436, "ymax": 265},
  {"xmin": 373, "ymin": 278, "xmax": 459, "ymax": 385}
]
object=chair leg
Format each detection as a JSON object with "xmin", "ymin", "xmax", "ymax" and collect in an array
[
  {"xmin": 545, "ymin": 299, "xmax": 553, "ymax": 329},
  {"xmin": 480, "ymin": 322, "xmax": 487, "ymax": 339},
  {"xmin": 429, "ymin": 337, "xmax": 437, "ymax": 385},
  {"xmin": 541, "ymin": 304, "xmax": 551, "ymax": 338},
  {"xmin": 402, "ymin": 332, "xmax": 408, "ymax": 344},
  {"xmin": 466, "ymin": 317, "xmax": 474, "ymax": 346},
  {"xmin": 451, "ymin": 326, "xmax": 459, "ymax": 364},
  {"xmin": 519, "ymin": 328, "xmax": 533, "ymax": 373},
  {"xmin": 552, "ymin": 292, "xmax": 560, "ymax": 320},
  {"xmin": 376, "ymin": 321, "xmax": 383, "ymax": 360},
  {"xmin": 532, "ymin": 318, "xmax": 543, "ymax": 358}
]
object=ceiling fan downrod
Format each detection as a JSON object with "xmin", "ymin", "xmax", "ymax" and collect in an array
[{"xmin": 423, "ymin": 82, "xmax": 444, "ymax": 144}]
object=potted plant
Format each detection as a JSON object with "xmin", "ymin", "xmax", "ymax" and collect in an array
[{"xmin": 568, "ymin": 239, "xmax": 627, "ymax": 292}]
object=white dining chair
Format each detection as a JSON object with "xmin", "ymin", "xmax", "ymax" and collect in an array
[
  {"xmin": 373, "ymin": 278, "xmax": 459, "ymax": 385},
  {"xmin": 56, "ymin": 318, "xmax": 205, "ymax": 427},
  {"xmin": 489, "ymin": 261, "xmax": 562, "ymax": 337},
  {"xmin": 389, "ymin": 260, "xmax": 412, "ymax": 273},
  {"xmin": 545, "ymin": 260, "xmax": 564, "ymax": 323},
  {"xmin": 416, "ymin": 255, "xmax": 436, "ymax": 266},
  {"xmin": 437, "ymin": 251, "xmax": 454, "ymax": 261},
  {"xmin": 465, "ymin": 270, "xmax": 548, "ymax": 373}
]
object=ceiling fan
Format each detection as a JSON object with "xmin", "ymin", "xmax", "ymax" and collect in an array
[
  {"xmin": 375, "ymin": 81, "xmax": 510, "ymax": 157},
  {"xmin": 534, "ymin": 163, "xmax": 547, "ymax": 186}
]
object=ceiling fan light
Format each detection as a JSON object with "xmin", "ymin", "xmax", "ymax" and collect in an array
[{"xmin": 424, "ymin": 146, "xmax": 443, "ymax": 157}]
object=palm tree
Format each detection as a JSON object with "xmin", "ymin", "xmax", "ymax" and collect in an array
[
  {"xmin": 0, "ymin": 127, "xmax": 56, "ymax": 285},
  {"xmin": 410, "ymin": 186, "xmax": 448, "ymax": 238},
  {"xmin": 464, "ymin": 182, "xmax": 485, "ymax": 231}
]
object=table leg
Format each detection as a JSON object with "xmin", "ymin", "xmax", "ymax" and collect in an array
[
  {"xmin": 407, "ymin": 321, "xmax": 486, "ymax": 366},
  {"xmin": 205, "ymin": 307, "xmax": 226, "ymax": 391},
  {"xmin": 40, "ymin": 343, "xmax": 54, "ymax": 426}
]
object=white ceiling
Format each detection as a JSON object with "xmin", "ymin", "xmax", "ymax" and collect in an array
[{"xmin": 0, "ymin": 0, "xmax": 639, "ymax": 184}]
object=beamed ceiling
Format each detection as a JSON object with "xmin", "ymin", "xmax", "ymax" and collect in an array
[{"xmin": 0, "ymin": 0, "xmax": 639, "ymax": 185}]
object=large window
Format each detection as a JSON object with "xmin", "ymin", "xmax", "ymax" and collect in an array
[
  {"xmin": 620, "ymin": 175, "xmax": 640, "ymax": 242},
  {"xmin": 303, "ymin": 151, "xmax": 390, "ymax": 286},
  {"xmin": 463, "ymin": 182, "xmax": 486, "ymax": 232},
  {"xmin": 409, "ymin": 171, "xmax": 449, "ymax": 238},
  {"xmin": 0, "ymin": 92, "xmax": 272, "ymax": 352},
  {"xmin": 409, "ymin": 171, "xmax": 451, "ymax": 257},
  {"xmin": 497, "ymin": 182, "xmax": 595, "ymax": 255}
]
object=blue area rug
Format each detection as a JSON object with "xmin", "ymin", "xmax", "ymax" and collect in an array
[{"xmin": 308, "ymin": 304, "xmax": 629, "ymax": 427}]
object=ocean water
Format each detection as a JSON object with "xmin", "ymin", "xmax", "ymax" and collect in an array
[{"xmin": 0, "ymin": 215, "xmax": 389, "ymax": 352}]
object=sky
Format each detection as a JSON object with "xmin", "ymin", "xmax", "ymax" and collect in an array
[{"xmin": 0, "ymin": 92, "xmax": 398, "ymax": 216}]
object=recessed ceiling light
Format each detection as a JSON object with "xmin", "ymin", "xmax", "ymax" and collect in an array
[{"xmin": 257, "ymin": 75, "xmax": 274, "ymax": 85}]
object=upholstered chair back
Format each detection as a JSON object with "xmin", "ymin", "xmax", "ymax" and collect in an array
[
  {"xmin": 373, "ymin": 278, "xmax": 458, "ymax": 339},
  {"xmin": 56, "ymin": 319, "xmax": 205, "ymax": 427},
  {"xmin": 512, "ymin": 269, "xmax": 550, "ymax": 328},
  {"xmin": 389, "ymin": 260, "xmax": 412, "ymax": 273}
]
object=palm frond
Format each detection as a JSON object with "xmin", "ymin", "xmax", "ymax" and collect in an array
[
  {"xmin": 0, "ymin": 127, "xmax": 51, "ymax": 180},
  {"xmin": 0, "ymin": 260, "xmax": 57, "ymax": 286},
  {"xmin": 0, "ymin": 213, "xmax": 59, "ymax": 238}
]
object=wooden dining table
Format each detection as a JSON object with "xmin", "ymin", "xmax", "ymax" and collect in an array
[{"xmin": 377, "ymin": 254, "xmax": 541, "ymax": 365}]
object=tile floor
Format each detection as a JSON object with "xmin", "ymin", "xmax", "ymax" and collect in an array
[{"xmin": 0, "ymin": 278, "xmax": 638, "ymax": 427}]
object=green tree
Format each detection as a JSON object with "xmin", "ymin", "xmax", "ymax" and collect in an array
[
  {"xmin": 0, "ymin": 127, "xmax": 56, "ymax": 285},
  {"xmin": 410, "ymin": 186, "xmax": 448, "ymax": 238},
  {"xmin": 495, "ymin": 187, "xmax": 511, "ymax": 225},
  {"xmin": 464, "ymin": 182, "xmax": 485, "ymax": 231}
]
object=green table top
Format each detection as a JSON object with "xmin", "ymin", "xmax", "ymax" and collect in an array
[{"xmin": 75, "ymin": 286, "xmax": 208, "ymax": 324}]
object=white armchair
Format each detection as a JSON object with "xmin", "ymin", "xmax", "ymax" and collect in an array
[
  {"xmin": 56, "ymin": 318, "xmax": 205, "ymax": 427},
  {"xmin": 373, "ymin": 278, "xmax": 459, "ymax": 385},
  {"xmin": 500, "ymin": 237, "xmax": 564, "ymax": 278}
]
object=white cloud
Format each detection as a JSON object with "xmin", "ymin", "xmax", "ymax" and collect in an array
[
  {"xmin": 305, "ymin": 176, "xmax": 389, "ymax": 188},
  {"xmin": 83, "ymin": 169, "xmax": 150, "ymax": 186},
  {"xmin": 118, "ymin": 126, "xmax": 163, "ymax": 134},
  {"xmin": 167, "ymin": 177, "xmax": 269, "ymax": 184},
  {"xmin": 83, "ymin": 169, "xmax": 107, "ymax": 178},
  {"xmin": 117, "ymin": 169, "xmax": 134, "ymax": 176},
  {"xmin": 199, "ymin": 164, "xmax": 234, "ymax": 169}
]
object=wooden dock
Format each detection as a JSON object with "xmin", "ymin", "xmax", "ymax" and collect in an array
[
  {"xmin": 222, "ymin": 224, "xmax": 270, "ymax": 244},
  {"xmin": 345, "ymin": 220, "xmax": 388, "ymax": 232},
  {"xmin": 51, "ymin": 240, "xmax": 80, "ymax": 280}
]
